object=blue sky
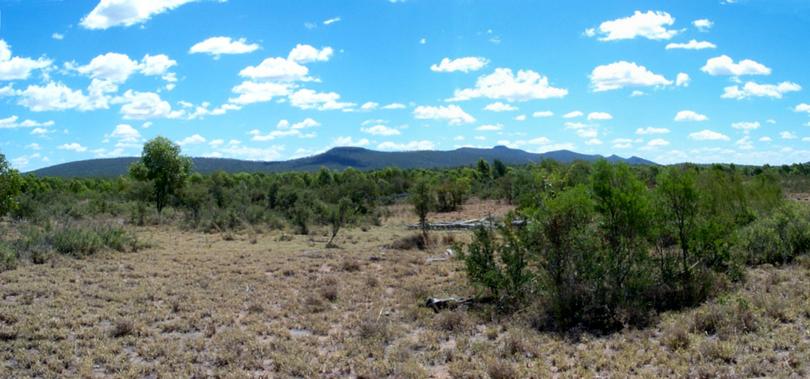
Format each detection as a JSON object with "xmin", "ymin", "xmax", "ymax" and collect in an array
[{"xmin": 1, "ymin": 0, "xmax": 810, "ymax": 170}]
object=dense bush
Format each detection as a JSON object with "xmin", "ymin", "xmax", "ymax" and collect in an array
[{"xmin": 461, "ymin": 161, "xmax": 808, "ymax": 331}]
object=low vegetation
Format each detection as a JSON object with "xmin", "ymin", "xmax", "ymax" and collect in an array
[{"xmin": 1, "ymin": 138, "xmax": 809, "ymax": 376}]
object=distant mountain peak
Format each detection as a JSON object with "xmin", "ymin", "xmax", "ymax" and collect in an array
[{"xmin": 29, "ymin": 146, "xmax": 657, "ymax": 178}]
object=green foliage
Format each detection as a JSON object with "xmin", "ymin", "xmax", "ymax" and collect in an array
[
  {"xmin": 461, "ymin": 224, "xmax": 531, "ymax": 307},
  {"xmin": 326, "ymin": 197, "xmax": 354, "ymax": 247},
  {"xmin": 0, "ymin": 152, "xmax": 23, "ymax": 217},
  {"xmin": 739, "ymin": 202, "xmax": 810, "ymax": 265},
  {"xmin": 129, "ymin": 136, "xmax": 192, "ymax": 215},
  {"xmin": 435, "ymin": 176, "xmax": 470, "ymax": 212},
  {"xmin": 656, "ymin": 166, "xmax": 700, "ymax": 279},
  {"xmin": 0, "ymin": 241, "xmax": 16, "ymax": 272},
  {"xmin": 410, "ymin": 179, "xmax": 434, "ymax": 241}
]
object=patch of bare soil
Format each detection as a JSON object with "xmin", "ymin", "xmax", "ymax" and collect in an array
[{"xmin": 1, "ymin": 203, "xmax": 808, "ymax": 377}]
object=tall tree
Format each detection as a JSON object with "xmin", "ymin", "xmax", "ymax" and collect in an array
[
  {"xmin": 0, "ymin": 152, "xmax": 22, "ymax": 217},
  {"xmin": 129, "ymin": 137, "xmax": 192, "ymax": 216}
]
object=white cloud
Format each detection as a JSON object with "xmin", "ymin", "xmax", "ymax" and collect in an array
[
  {"xmin": 590, "ymin": 61, "xmax": 672, "ymax": 92},
  {"xmin": 563, "ymin": 111, "xmax": 583, "ymax": 119},
  {"xmin": 587, "ymin": 11, "xmax": 678, "ymax": 41},
  {"xmin": 360, "ymin": 101, "xmax": 378, "ymax": 111},
  {"xmin": 636, "ymin": 127, "xmax": 670, "ymax": 135},
  {"xmin": 110, "ymin": 124, "xmax": 141, "ymax": 142},
  {"xmin": 484, "ymin": 102, "xmax": 517, "ymax": 112},
  {"xmin": 631, "ymin": 90, "xmax": 646, "ymax": 97},
  {"xmin": 646, "ymin": 138, "xmax": 670, "ymax": 147},
  {"xmin": 450, "ymin": 68, "xmax": 567, "ymax": 101},
  {"xmin": 419, "ymin": 38, "xmax": 427, "ymax": 45},
  {"xmin": 731, "ymin": 121, "xmax": 760, "ymax": 132},
  {"xmin": 119, "ymin": 90, "xmax": 175, "ymax": 120},
  {"xmin": 0, "ymin": 40, "xmax": 53, "ymax": 81},
  {"xmin": 689, "ymin": 129, "xmax": 730, "ymax": 141},
  {"xmin": 333, "ymin": 136, "xmax": 369, "ymax": 147},
  {"xmin": 362, "ymin": 124, "xmax": 400, "ymax": 136},
  {"xmin": 213, "ymin": 144, "xmax": 285, "ymax": 161},
  {"xmin": 190, "ymin": 36, "xmax": 259, "ymax": 57},
  {"xmin": 0, "ymin": 115, "xmax": 55, "ymax": 129},
  {"xmin": 377, "ymin": 140, "xmax": 435, "ymax": 151},
  {"xmin": 612, "ymin": 138, "xmax": 636, "ymax": 149},
  {"xmin": 736, "ymin": 136, "xmax": 754, "ymax": 150},
  {"xmin": 289, "ymin": 89, "xmax": 354, "ymax": 110},
  {"xmin": 76, "ymin": 52, "xmax": 139, "ymax": 84},
  {"xmin": 721, "ymin": 81, "xmax": 801, "ymax": 100},
  {"xmin": 140, "ymin": 54, "xmax": 177, "ymax": 76},
  {"xmin": 576, "ymin": 128, "xmax": 598, "ymax": 139},
  {"xmin": 674, "ymin": 110, "xmax": 708, "ymax": 122},
  {"xmin": 430, "ymin": 57, "xmax": 489, "ymax": 73},
  {"xmin": 81, "ymin": 0, "xmax": 198, "ymax": 29},
  {"xmin": 240, "ymin": 57, "xmax": 310, "ymax": 82},
  {"xmin": 476, "ymin": 123, "xmax": 503, "ymax": 131},
  {"xmin": 209, "ymin": 139, "xmax": 224, "ymax": 147},
  {"xmin": 228, "ymin": 81, "xmax": 291, "ymax": 105},
  {"xmin": 666, "ymin": 40, "xmax": 716, "ymax": 50},
  {"xmin": 780, "ymin": 131, "xmax": 797, "ymax": 140},
  {"xmin": 675, "ymin": 72, "xmax": 690, "ymax": 87},
  {"xmin": 413, "ymin": 104, "xmax": 475, "ymax": 125},
  {"xmin": 52, "ymin": 33, "xmax": 64, "ymax": 40},
  {"xmin": 287, "ymin": 44, "xmax": 333, "ymax": 64},
  {"xmin": 59, "ymin": 143, "xmax": 88, "ymax": 152},
  {"xmin": 564, "ymin": 121, "xmax": 587, "ymax": 129},
  {"xmin": 14, "ymin": 82, "xmax": 103, "ymax": 112},
  {"xmin": 177, "ymin": 134, "xmax": 206, "ymax": 146},
  {"xmin": 587, "ymin": 112, "xmax": 612, "ymax": 121},
  {"xmin": 323, "ymin": 17, "xmax": 341, "ymax": 25},
  {"xmin": 382, "ymin": 102, "xmax": 406, "ymax": 110},
  {"xmin": 693, "ymin": 19, "xmax": 713, "ymax": 32},
  {"xmin": 794, "ymin": 103, "xmax": 810, "ymax": 114},
  {"xmin": 701, "ymin": 55, "xmax": 771, "ymax": 76},
  {"xmin": 759, "ymin": 136, "xmax": 772, "ymax": 142},
  {"xmin": 514, "ymin": 114, "xmax": 526, "ymax": 121},
  {"xmin": 532, "ymin": 111, "xmax": 553, "ymax": 118}
]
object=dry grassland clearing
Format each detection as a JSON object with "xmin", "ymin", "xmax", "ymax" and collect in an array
[{"xmin": 1, "ymin": 200, "xmax": 808, "ymax": 378}]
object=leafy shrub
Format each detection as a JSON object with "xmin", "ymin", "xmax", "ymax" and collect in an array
[
  {"xmin": 739, "ymin": 203, "xmax": 810, "ymax": 265},
  {"xmin": 0, "ymin": 242, "xmax": 16, "ymax": 272},
  {"xmin": 50, "ymin": 226, "xmax": 104, "ymax": 257},
  {"xmin": 461, "ymin": 223, "xmax": 531, "ymax": 308}
]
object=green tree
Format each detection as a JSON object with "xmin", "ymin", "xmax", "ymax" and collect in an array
[
  {"xmin": 410, "ymin": 179, "xmax": 434, "ymax": 243},
  {"xmin": 326, "ymin": 197, "xmax": 354, "ymax": 248},
  {"xmin": 656, "ymin": 166, "xmax": 699, "ymax": 279},
  {"xmin": 129, "ymin": 137, "xmax": 192, "ymax": 216},
  {"xmin": 0, "ymin": 152, "xmax": 23, "ymax": 217},
  {"xmin": 476, "ymin": 159, "xmax": 491, "ymax": 180}
]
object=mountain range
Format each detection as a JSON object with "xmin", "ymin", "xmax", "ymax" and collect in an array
[{"xmin": 29, "ymin": 146, "xmax": 656, "ymax": 178}]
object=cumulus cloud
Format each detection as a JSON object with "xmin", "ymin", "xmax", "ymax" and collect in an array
[
  {"xmin": 59, "ymin": 143, "xmax": 88, "ymax": 152},
  {"xmin": 377, "ymin": 140, "xmax": 435, "ymax": 151},
  {"xmin": 450, "ymin": 68, "xmax": 567, "ymax": 101},
  {"xmin": 81, "ymin": 0, "xmax": 199, "ymax": 29},
  {"xmin": 0, "ymin": 115, "xmax": 55, "ymax": 129},
  {"xmin": 586, "ymin": 11, "xmax": 678, "ymax": 41},
  {"xmin": 323, "ymin": 17, "xmax": 341, "ymax": 26},
  {"xmin": 228, "ymin": 81, "xmax": 291, "ymax": 105},
  {"xmin": 666, "ymin": 40, "xmax": 716, "ymax": 50},
  {"xmin": 731, "ymin": 121, "xmax": 760, "ymax": 133},
  {"xmin": 287, "ymin": 44, "xmax": 333, "ymax": 64},
  {"xmin": 532, "ymin": 111, "xmax": 553, "ymax": 118},
  {"xmin": 674, "ymin": 110, "xmax": 708, "ymax": 122},
  {"xmin": 701, "ymin": 55, "xmax": 771, "ymax": 76},
  {"xmin": 190, "ymin": 36, "xmax": 259, "ymax": 57},
  {"xmin": 590, "ymin": 61, "xmax": 672, "ymax": 92},
  {"xmin": 0, "ymin": 40, "xmax": 53, "ymax": 81},
  {"xmin": 562, "ymin": 111, "xmax": 583, "ymax": 119},
  {"xmin": 645, "ymin": 138, "xmax": 670, "ymax": 148},
  {"xmin": 476, "ymin": 124, "xmax": 503, "ymax": 131},
  {"xmin": 430, "ymin": 57, "xmax": 489, "ymax": 73},
  {"xmin": 333, "ymin": 136, "xmax": 370, "ymax": 147},
  {"xmin": 289, "ymin": 89, "xmax": 354, "ymax": 110},
  {"xmin": 13, "ymin": 82, "xmax": 105, "ymax": 112},
  {"xmin": 110, "ymin": 124, "xmax": 141, "ymax": 143},
  {"xmin": 636, "ymin": 127, "xmax": 669, "ymax": 135},
  {"xmin": 362, "ymin": 124, "xmax": 400, "ymax": 136},
  {"xmin": 239, "ymin": 57, "xmax": 311, "ymax": 82},
  {"xmin": 587, "ymin": 112, "xmax": 613, "ymax": 121},
  {"xmin": 483, "ymin": 102, "xmax": 517, "ymax": 112},
  {"xmin": 675, "ymin": 72, "xmax": 690, "ymax": 87},
  {"xmin": 413, "ymin": 105, "xmax": 475, "ymax": 125},
  {"xmin": 721, "ymin": 81, "xmax": 801, "ymax": 100},
  {"xmin": 693, "ymin": 19, "xmax": 713, "ymax": 31},
  {"xmin": 689, "ymin": 129, "xmax": 730, "ymax": 141},
  {"xmin": 780, "ymin": 131, "xmax": 797, "ymax": 140},
  {"xmin": 795, "ymin": 103, "xmax": 810, "ymax": 114},
  {"xmin": 119, "ymin": 90, "xmax": 176, "ymax": 120},
  {"xmin": 382, "ymin": 103, "xmax": 406, "ymax": 110}
]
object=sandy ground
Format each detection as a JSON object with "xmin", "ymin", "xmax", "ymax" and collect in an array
[{"xmin": 1, "ymin": 200, "xmax": 808, "ymax": 378}]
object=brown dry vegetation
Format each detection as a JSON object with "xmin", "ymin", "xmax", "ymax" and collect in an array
[{"xmin": 1, "ymin": 200, "xmax": 809, "ymax": 378}]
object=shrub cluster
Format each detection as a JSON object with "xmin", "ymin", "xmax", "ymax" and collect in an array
[{"xmin": 461, "ymin": 161, "xmax": 807, "ymax": 331}]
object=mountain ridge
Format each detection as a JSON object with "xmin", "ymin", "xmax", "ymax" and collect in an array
[{"xmin": 29, "ymin": 146, "xmax": 657, "ymax": 178}]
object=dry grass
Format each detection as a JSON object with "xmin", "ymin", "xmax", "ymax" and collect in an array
[{"xmin": 0, "ymin": 199, "xmax": 808, "ymax": 377}]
